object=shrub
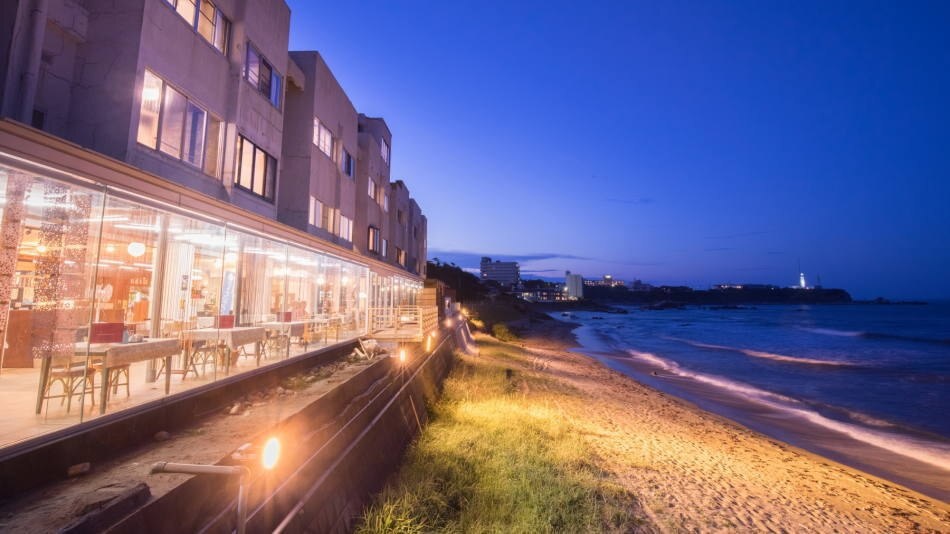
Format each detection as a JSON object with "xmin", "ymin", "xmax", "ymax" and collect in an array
[{"xmin": 491, "ymin": 323, "xmax": 518, "ymax": 342}]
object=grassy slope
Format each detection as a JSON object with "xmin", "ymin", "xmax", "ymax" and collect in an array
[{"xmin": 357, "ymin": 334, "xmax": 652, "ymax": 534}]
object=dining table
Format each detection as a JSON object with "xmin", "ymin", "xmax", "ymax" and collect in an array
[
  {"xmin": 182, "ymin": 326, "xmax": 266, "ymax": 371},
  {"xmin": 37, "ymin": 337, "xmax": 182, "ymax": 415}
]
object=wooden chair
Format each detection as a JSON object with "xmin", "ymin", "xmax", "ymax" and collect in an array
[
  {"xmin": 41, "ymin": 356, "xmax": 96, "ymax": 413},
  {"xmin": 96, "ymin": 362, "xmax": 130, "ymax": 401},
  {"xmin": 298, "ymin": 323, "xmax": 316, "ymax": 349},
  {"xmin": 263, "ymin": 329, "xmax": 289, "ymax": 359},
  {"xmin": 186, "ymin": 338, "xmax": 219, "ymax": 377}
]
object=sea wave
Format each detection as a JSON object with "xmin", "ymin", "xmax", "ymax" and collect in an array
[
  {"xmin": 860, "ymin": 332, "xmax": 950, "ymax": 346},
  {"xmin": 799, "ymin": 326, "xmax": 950, "ymax": 345},
  {"xmin": 624, "ymin": 350, "xmax": 950, "ymax": 471},
  {"xmin": 798, "ymin": 327, "xmax": 863, "ymax": 337},
  {"xmin": 664, "ymin": 337, "xmax": 858, "ymax": 367}
]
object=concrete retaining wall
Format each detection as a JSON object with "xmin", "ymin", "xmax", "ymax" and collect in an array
[
  {"xmin": 105, "ymin": 323, "xmax": 468, "ymax": 533},
  {"xmin": 0, "ymin": 342, "xmax": 356, "ymax": 500}
]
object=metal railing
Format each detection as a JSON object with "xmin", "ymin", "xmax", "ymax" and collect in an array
[{"xmin": 368, "ymin": 306, "xmax": 438, "ymax": 341}]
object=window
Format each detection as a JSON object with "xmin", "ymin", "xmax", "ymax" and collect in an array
[
  {"xmin": 236, "ymin": 136, "xmax": 276, "ymax": 201},
  {"xmin": 367, "ymin": 180, "xmax": 376, "ymax": 199},
  {"xmin": 308, "ymin": 195, "xmax": 323, "ymax": 227},
  {"xmin": 396, "ymin": 247, "xmax": 406, "ymax": 267},
  {"xmin": 383, "ymin": 194, "xmax": 389, "ymax": 212},
  {"xmin": 323, "ymin": 207, "xmax": 337, "ymax": 233},
  {"xmin": 368, "ymin": 226, "xmax": 380, "ymax": 253},
  {"xmin": 313, "ymin": 119, "xmax": 334, "ymax": 159},
  {"xmin": 137, "ymin": 70, "xmax": 222, "ymax": 175},
  {"xmin": 164, "ymin": 0, "xmax": 230, "ymax": 53},
  {"xmin": 338, "ymin": 215, "xmax": 353, "ymax": 242},
  {"xmin": 380, "ymin": 138, "xmax": 390, "ymax": 163},
  {"xmin": 381, "ymin": 238, "xmax": 388, "ymax": 258},
  {"xmin": 397, "ymin": 209, "xmax": 405, "ymax": 225},
  {"xmin": 245, "ymin": 43, "xmax": 281, "ymax": 108},
  {"xmin": 342, "ymin": 150, "xmax": 354, "ymax": 177}
]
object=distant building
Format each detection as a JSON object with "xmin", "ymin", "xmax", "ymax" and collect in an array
[
  {"xmin": 517, "ymin": 287, "xmax": 565, "ymax": 303},
  {"xmin": 480, "ymin": 257, "xmax": 520, "ymax": 288},
  {"xmin": 584, "ymin": 274, "xmax": 626, "ymax": 288},
  {"xmin": 564, "ymin": 271, "xmax": 584, "ymax": 300},
  {"xmin": 629, "ymin": 279, "xmax": 654, "ymax": 292}
]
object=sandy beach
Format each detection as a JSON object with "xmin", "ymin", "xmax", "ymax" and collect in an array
[{"xmin": 506, "ymin": 318, "xmax": 950, "ymax": 532}]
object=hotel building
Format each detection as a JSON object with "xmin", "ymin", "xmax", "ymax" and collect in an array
[
  {"xmin": 479, "ymin": 256, "xmax": 520, "ymax": 289},
  {"xmin": 0, "ymin": 0, "xmax": 430, "ymax": 451}
]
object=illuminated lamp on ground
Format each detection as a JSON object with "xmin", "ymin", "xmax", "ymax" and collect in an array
[{"xmin": 150, "ymin": 436, "xmax": 281, "ymax": 534}]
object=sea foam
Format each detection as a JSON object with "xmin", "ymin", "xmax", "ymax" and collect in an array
[
  {"xmin": 664, "ymin": 336, "xmax": 857, "ymax": 367},
  {"xmin": 624, "ymin": 349, "xmax": 950, "ymax": 471}
]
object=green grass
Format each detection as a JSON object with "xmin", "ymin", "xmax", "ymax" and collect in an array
[{"xmin": 357, "ymin": 340, "xmax": 645, "ymax": 533}]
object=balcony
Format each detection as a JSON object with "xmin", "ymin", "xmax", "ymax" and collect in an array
[{"xmin": 368, "ymin": 306, "xmax": 438, "ymax": 342}]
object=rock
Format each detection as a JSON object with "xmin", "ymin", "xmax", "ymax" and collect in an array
[
  {"xmin": 67, "ymin": 462, "xmax": 91, "ymax": 477},
  {"xmin": 153, "ymin": 431, "xmax": 170, "ymax": 442},
  {"xmin": 228, "ymin": 403, "xmax": 242, "ymax": 415}
]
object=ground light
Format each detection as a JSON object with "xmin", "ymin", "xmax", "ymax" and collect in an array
[{"xmin": 149, "ymin": 437, "xmax": 281, "ymax": 534}]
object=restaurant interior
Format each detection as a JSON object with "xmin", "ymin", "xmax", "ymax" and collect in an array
[{"xmin": 0, "ymin": 162, "xmax": 421, "ymax": 447}]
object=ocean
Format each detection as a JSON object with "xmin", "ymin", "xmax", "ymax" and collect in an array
[{"xmin": 563, "ymin": 302, "xmax": 950, "ymax": 500}]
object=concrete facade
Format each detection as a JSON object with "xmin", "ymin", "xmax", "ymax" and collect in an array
[
  {"xmin": 0, "ymin": 0, "xmax": 427, "ymax": 278},
  {"xmin": 281, "ymin": 51, "xmax": 358, "ymax": 246},
  {"xmin": 353, "ymin": 114, "xmax": 391, "ymax": 260},
  {"xmin": 0, "ymin": 0, "xmax": 292, "ymax": 220},
  {"xmin": 389, "ymin": 179, "xmax": 412, "ymax": 271}
]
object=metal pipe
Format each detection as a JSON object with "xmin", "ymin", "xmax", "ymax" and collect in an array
[
  {"xmin": 149, "ymin": 462, "xmax": 250, "ymax": 534},
  {"xmin": 19, "ymin": 0, "xmax": 48, "ymax": 124}
]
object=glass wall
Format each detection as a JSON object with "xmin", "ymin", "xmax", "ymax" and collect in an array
[{"xmin": 0, "ymin": 159, "xmax": 404, "ymax": 448}]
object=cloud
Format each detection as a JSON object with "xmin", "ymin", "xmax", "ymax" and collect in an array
[
  {"xmin": 704, "ymin": 231, "xmax": 770, "ymax": 240},
  {"xmin": 428, "ymin": 249, "xmax": 590, "ymax": 267}
]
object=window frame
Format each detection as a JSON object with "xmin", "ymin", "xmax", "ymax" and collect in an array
[
  {"xmin": 342, "ymin": 150, "xmax": 354, "ymax": 177},
  {"xmin": 235, "ymin": 135, "xmax": 277, "ymax": 202},
  {"xmin": 163, "ymin": 0, "xmax": 230, "ymax": 54},
  {"xmin": 137, "ymin": 69, "xmax": 222, "ymax": 177},
  {"xmin": 368, "ymin": 226, "xmax": 380, "ymax": 253},
  {"xmin": 244, "ymin": 42, "xmax": 282, "ymax": 109}
]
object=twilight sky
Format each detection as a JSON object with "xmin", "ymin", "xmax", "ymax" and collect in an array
[{"xmin": 288, "ymin": 1, "xmax": 950, "ymax": 299}]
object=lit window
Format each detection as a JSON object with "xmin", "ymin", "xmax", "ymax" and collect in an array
[
  {"xmin": 323, "ymin": 207, "xmax": 337, "ymax": 233},
  {"xmin": 368, "ymin": 226, "xmax": 380, "ymax": 253},
  {"xmin": 380, "ymin": 138, "xmax": 389, "ymax": 163},
  {"xmin": 165, "ymin": 0, "xmax": 230, "ymax": 54},
  {"xmin": 137, "ymin": 71, "xmax": 163, "ymax": 149},
  {"xmin": 368, "ymin": 180, "xmax": 376, "ymax": 199},
  {"xmin": 245, "ymin": 43, "xmax": 281, "ymax": 108},
  {"xmin": 235, "ymin": 135, "xmax": 276, "ymax": 201},
  {"xmin": 137, "ymin": 70, "xmax": 221, "ymax": 175},
  {"xmin": 308, "ymin": 196, "xmax": 323, "ymax": 227},
  {"xmin": 159, "ymin": 85, "xmax": 186, "ymax": 158},
  {"xmin": 396, "ymin": 247, "xmax": 406, "ymax": 267},
  {"xmin": 338, "ymin": 215, "xmax": 353, "ymax": 241},
  {"xmin": 313, "ymin": 119, "xmax": 334, "ymax": 159}
]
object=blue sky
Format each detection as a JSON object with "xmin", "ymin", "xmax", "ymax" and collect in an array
[{"xmin": 288, "ymin": 1, "xmax": 950, "ymax": 299}]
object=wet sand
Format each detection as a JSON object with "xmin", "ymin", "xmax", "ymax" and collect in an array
[{"xmin": 510, "ymin": 316, "xmax": 950, "ymax": 531}]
